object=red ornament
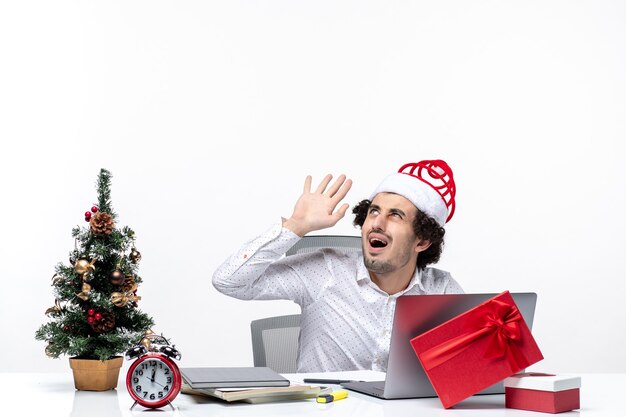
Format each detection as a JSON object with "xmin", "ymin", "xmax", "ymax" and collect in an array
[
  {"xmin": 85, "ymin": 211, "xmax": 92, "ymax": 218},
  {"xmin": 91, "ymin": 206, "xmax": 99, "ymax": 213},
  {"xmin": 88, "ymin": 309, "xmax": 95, "ymax": 316},
  {"xmin": 87, "ymin": 316, "xmax": 94, "ymax": 324},
  {"xmin": 95, "ymin": 312, "xmax": 102, "ymax": 321}
]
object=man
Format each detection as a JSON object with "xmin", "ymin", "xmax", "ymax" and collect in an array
[{"xmin": 213, "ymin": 160, "xmax": 463, "ymax": 372}]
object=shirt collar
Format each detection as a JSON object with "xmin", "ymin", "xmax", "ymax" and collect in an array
[
  {"xmin": 356, "ymin": 258, "xmax": 371, "ymax": 283},
  {"xmin": 356, "ymin": 256, "xmax": 426, "ymax": 294},
  {"xmin": 406, "ymin": 267, "xmax": 426, "ymax": 294}
]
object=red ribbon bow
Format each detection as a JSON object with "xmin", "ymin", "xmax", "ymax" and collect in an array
[{"xmin": 420, "ymin": 299, "xmax": 527, "ymax": 371}]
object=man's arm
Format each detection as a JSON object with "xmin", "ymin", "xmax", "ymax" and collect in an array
[
  {"xmin": 212, "ymin": 222, "xmax": 308, "ymax": 302},
  {"xmin": 212, "ymin": 174, "xmax": 352, "ymax": 304}
]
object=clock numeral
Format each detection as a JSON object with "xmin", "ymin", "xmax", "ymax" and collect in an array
[
  {"xmin": 135, "ymin": 370, "xmax": 144, "ymax": 376},
  {"xmin": 143, "ymin": 391, "xmax": 148, "ymax": 398},
  {"xmin": 164, "ymin": 385, "xmax": 170, "ymax": 392},
  {"xmin": 133, "ymin": 377, "xmax": 139, "ymax": 383},
  {"xmin": 135, "ymin": 385, "xmax": 142, "ymax": 392},
  {"xmin": 164, "ymin": 368, "xmax": 170, "ymax": 375},
  {"xmin": 158, "ymin": 391, "xmax": 164, "ymax": 398},
  {"xmin": 167, "ymin": 377, "xmax": 172, "ymax": 383}
]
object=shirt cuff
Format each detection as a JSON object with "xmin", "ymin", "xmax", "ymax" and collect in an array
[{"xmin": 234, "ymin": 219, "xmax": 301, "ymax": 263}]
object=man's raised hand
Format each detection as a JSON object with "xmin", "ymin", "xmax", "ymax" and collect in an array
[{"xmin": 283, "ymin": 174, "xmax": 353, "ymax": 237}]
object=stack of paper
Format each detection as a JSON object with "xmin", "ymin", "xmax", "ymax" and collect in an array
[
  {"xmin": 180, "ymin": 367, "xmax": 326, "ymax": 403},
  {"xmin": 181, "ymin": 383, "xmax": 327, "ymax": 403}
]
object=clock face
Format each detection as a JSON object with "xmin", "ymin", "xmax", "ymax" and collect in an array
[{"xmin": 126, "ymin": 354, "xmax": 181, "ymax": 408}]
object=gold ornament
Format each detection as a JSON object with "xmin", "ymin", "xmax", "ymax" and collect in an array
[
  {"xmin": 74, "ymin": 258, "xmax": 96, "ymax": 300},
  {"xmin": 45, "ymin": 299, "xmax": 62, "ymax": 316},
  {"xmin": 111, "ymin": 282, "xmax": 141, "ymax": 307},
  {"xmin": 140, "ymin": 330, "xmax": 154, "ymax": 350},
  {"xmin": 74, "ymin": 258, "xmax": 96, "ymax": 275},
  {"xmin": 130, "ymin": 248, "xmax": 142, "ymax": 263},
  {"xmin": 45, "ymin": 343, "xmax": 56, "ymax": 358},
  {"xmin": 51, "ymin": 273, "xmax": 64, "ymax": 286},
  {"xmin": 76, "ymin": 281, "xmax": 92, "ymax": 301},
  {"xmin": 140, "ymin": 337, "xmax": 151, "ymax": 350},
  {"xmin": 139, "ymin": 330, "xmax": 165, "ymax": 351}
]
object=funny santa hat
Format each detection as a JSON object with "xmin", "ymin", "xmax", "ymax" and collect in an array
[{"xmin": 369, "ymin": 160, "xmax": 456, "ymax": 227}]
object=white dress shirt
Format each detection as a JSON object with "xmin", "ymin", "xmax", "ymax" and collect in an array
[{"xmin": 212, "ymin": 221, "xmax": 464, "ymax": 373}]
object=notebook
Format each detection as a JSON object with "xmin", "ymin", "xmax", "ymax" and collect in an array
[
  {"xmin": 342, "ymin": 292, "xmax": 538, "ymax": 399},
  {"xmin": 180, "ymin": 367, "xmax": 290, "ymax": 389}
]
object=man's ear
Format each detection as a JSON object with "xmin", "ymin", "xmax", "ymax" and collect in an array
[{"xmin": 414, "ymin": 239, "xmax": 432, "ymax": 254}]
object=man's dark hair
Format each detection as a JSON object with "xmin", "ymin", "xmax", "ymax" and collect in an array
[{"xmin": 352, "ymin": 199, "xmax": 445, "ymax": 270}]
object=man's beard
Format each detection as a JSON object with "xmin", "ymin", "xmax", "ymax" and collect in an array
[{"xmin": 363, "ymin": 255, "xmax": 394, "ymax": 274}]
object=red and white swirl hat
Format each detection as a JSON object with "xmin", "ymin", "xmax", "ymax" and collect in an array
[{"xmin": 369, "ymin": 160, "xmax": 456, "ymax": 227}]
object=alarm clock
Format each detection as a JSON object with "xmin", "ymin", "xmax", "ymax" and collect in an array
[{"xmin": 125, "ymin": 334, "xmax": 182, "ymax": 410}]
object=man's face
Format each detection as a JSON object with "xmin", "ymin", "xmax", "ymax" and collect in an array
[{"xmin": 361, "ymin": 192, "xmax": 427, "ymax": 275}]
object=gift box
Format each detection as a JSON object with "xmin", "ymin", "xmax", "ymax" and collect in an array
[
  {"xmin": 410, "ymin": 291, "xmax": 543, "ymax": 408},
  {"xmin": 504, "ymin": 373, "xmax": 581, "ymax": 414}
]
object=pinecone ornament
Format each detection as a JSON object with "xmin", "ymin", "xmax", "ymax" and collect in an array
[
  {"xmin": 122, "ymin": 275, "xmax": 137, "ymax": 293},
  {"xmin": 90, "ymin": 311, "xmax": 115, "ymax": 333},
  {"xmin": 89, "ymin": 211, "xmax": 115, "ymax": 236}
]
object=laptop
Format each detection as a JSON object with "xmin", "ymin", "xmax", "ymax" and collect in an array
[{"xmin": 342, "ymin": 292, "xmax": 538, "ymax": 399}]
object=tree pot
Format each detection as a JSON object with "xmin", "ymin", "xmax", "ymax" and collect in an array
[{"xmin": 69, "ymin": 356, "xmax": 123, "ymax": 391}]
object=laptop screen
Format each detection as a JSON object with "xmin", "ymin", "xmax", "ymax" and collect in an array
[{"xmin": 383, "ymin": 293, "xmax": 537, "ymax": 399}]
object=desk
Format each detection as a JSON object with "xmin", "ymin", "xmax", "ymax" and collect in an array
[{"xmin": 3, "ymin": 372, "xmax": 620, "ymax": 416}]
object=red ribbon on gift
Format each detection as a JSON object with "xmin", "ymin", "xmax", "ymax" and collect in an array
[{"xmin": 420, "ymin": 298, "xmax": 528, "ymax": 371}]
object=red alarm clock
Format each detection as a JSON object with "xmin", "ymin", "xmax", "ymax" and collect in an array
[{"xmin": 125, "ymin": 334, "xmax": 182, "ymax": 410}]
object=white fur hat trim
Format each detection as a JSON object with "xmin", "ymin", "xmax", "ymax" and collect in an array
[{"xmin": 369, "ymin": 173, "xmax": 448, "ymax": 227}]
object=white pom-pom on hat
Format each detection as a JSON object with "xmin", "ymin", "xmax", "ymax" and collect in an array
[{"xmin": 369, "ymin": 160, "xmax": 456, "ymax": 227}]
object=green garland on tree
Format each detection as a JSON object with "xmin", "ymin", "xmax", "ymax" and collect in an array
[{"xmin": 36, "ymin": 169, "xmax": 155, "ymax": 360}]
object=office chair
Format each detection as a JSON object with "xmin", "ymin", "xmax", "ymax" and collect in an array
[
  {"xmin": 251, "ymin": 314, "xmax": 301, "ymax": 373},
  {"xmin": 286, "ymin": 235, "xmax": 362, "ymax": 256},
  {"xmin": 251, "ymin": 235, "xmax": 362, "ymax": 373}
]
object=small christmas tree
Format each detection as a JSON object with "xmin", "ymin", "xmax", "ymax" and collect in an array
[{"xmin": 36, "ymin": 169, "xmax": 154, "ymax": 361}]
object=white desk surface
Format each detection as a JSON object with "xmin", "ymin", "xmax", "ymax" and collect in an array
[{"xmin": 3, "ymin": 371, "xmax": 619, "ymax": 416}]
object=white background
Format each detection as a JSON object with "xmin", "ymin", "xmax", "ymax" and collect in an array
[{"xmin": 1, "ymin": 1, "xmax": 624, "ymax": 373}]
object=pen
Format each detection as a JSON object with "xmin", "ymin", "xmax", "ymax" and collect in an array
[
  {"xmin": 303, "ymin": 378, "xmax": 358, "ymax": 384},
  {"xmin": 317, "ymin": 389, "xmax": 349, "ymax": 403}
]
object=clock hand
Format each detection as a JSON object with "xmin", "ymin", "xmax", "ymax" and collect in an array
[
  {"xmin": 151, "ymin": 379, "xmax": 166, "ymax": 388},
  {"xmin": 150, "ymin": 368, "xmax": 156, "ymax": 382}
]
